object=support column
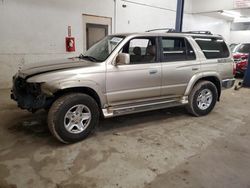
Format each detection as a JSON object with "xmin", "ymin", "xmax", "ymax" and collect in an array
[
  {"xmin": 243, "ymin": 53, "xmax": 250, "ymax": 87},
  {"xmin": 175, "ymin": 0, "xmax": 185, "ymax": 32}
]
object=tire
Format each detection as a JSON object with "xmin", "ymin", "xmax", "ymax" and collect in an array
[
  {"xmin": 48, "ymin": 93, "xmax": 100, "ymax": 143},
  {"xmin": 186, "ymin": 81, "xmax": 218, "ymax": 117}
]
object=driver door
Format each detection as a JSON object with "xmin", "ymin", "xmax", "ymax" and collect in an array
[{"xmin": 106, "ymin": 37, "xmax": 162, "ymax": 105}]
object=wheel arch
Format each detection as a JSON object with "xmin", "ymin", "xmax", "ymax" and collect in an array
[
  {"xmin": 185, "ymin": 73, "xmax": 222, "ymax": 101},
  {"xmin": 53, "ymin": 87, "xmax": 104, "ymax": 109}
]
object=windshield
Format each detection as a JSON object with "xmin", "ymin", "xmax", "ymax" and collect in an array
[
  {"xmin": 83, "ymin": 36, "xmax": 125, "ymax": 62},
  {"xmin": 234, "ymin": 43, "xmax": 250, "ymax": 54}
]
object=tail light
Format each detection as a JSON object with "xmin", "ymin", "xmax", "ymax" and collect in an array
[
  {"xmin": 233, "ymin": 53, "xmax": 248, "ymax": 75},
  {"xmin": 233, "ymin": 53, "xmax": 248, "ymax": 63}
]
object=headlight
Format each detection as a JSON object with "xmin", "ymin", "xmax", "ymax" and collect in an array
[{"xmin": 17, "ymin": 71, "xmax": 27, "ymax": 79}]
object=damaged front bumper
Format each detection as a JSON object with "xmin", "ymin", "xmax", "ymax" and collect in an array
[{"xmin": 11, "ymin": 76, "xmax": 51, "ymax": 112}]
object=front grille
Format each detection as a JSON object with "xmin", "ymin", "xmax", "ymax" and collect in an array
[
  {"xmin": 13, "ymin": 77, "xmax": 41, "ymax": 96},
  {"xmin": 11, "ymin": 76, "xmax": 44, "ymax": 111}
]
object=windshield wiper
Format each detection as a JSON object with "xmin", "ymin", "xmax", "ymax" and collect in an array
[{"xmin": 78, "ymin": 54, "xmax": 99, "ymax": 62}]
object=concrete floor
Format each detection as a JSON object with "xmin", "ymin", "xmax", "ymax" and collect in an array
[{"xmin": 0, "ymin": 86, "xmax": 250, "ymax": 188}]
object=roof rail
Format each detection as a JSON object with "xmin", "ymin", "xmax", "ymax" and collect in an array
[
  {"xmin": 145, "ymin": 29, "xmax": 213, "ymax": 35},
  {"xmin": 185, "ymin": 31, "xmax": 213, "ymax": 35},
  {"xmin": 146, "ymin": 28, "xmax": 176, "ymax": 32}
]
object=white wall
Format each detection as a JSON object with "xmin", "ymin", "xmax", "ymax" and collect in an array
[
  {"xmin": 191, "ymin": 0, "xmax": 250, "ymax": 13},
  {"xmin": 121, "ymin": 0, "xmax": 177, "ymax": 10},
  {"xmin": 184, "ymin": 0, "xmax": 193, "ymax": 13},
  {"xmin": 230, "ymin": 17, "xmax": 250, "ymax": 43},
  {"xmin": 0, "ymin": 0, "xmax": 115, "ymax": 88},
  {"xmin": 183, "ymin": 14, "xmax": 231, "ymax": 42},
  {"xmin": 230, "ymin": 31, "xmax": 250, "ymax": 43},
  {"xmin": 116, "ymin": 0, "xmax": 177, "ymax": 32},
  {"xmin": 191, "ymin": 0, "xmax": 234, "ymax": 13},
  {"xmin": 189, "ymin": 0, "xmax": 250, "ymax": 44}
]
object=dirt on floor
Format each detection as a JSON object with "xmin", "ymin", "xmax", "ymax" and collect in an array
[{"xmin": 0, "ymin": 86, "xmax": 250, "ymax": 188}]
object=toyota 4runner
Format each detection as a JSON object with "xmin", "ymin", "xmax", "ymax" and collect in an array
[{"xmin": 11, "ymin": 31, "xmax": 236, "ymax": 143}]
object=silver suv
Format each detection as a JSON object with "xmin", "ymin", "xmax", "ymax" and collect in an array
[{"xmin": 11, "ymin": 32, "xmax": 235, "ymax": 143}]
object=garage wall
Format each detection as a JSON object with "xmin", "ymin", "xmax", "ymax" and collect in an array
[
  {"xmin": 115, "ymin": 0, "xmax": 195, "ymax": 33},
  {"xmin": 183, "ymin": 0, "xmax": 232, "ymax": 42},
  {"xmin": 230, "ymin": 30, "xmax": 250, "ymax": 43},
  {"xmin": 191, "ymin": 0, "xmax": 235, "ymax": 13},
  {"xmin": 183, "ymin": 14, "xmax": 231, "ymax": 42},
  {"xmin": 230, "ymin": 18, "xmax": 250, "ymax": 43},
  {"xmin": 116, "ymin": 0, "xmax": 177, "ymax": 32},
  {"xmin": 189, "ymin": 0, "xmax": 250, "ymax": 44},
  {"xmin": 0, "ymin": 0, "xmax": 115, "ymax": 89},
  {"xmin": 115, "ymin": 1, "xmax": 231, "ymax": 41}
]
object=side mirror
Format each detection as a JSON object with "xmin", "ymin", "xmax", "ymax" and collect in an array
[{"xmin": 115, "ymin": 53, "xmax": 130, "ymax": 66}]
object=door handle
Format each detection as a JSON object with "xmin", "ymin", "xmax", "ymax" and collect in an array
[
  {"xmin": 192, "ymin": 67, "xmax": 199, "ymax": 71},
  {"xmin": 149, "ymin": 69, "xmax": 158, "ymax": 74}
]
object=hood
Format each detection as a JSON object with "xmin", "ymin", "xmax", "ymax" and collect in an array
[{"xmin": 19, "ymin": 57, "xmax": 96, "ymax": 78}]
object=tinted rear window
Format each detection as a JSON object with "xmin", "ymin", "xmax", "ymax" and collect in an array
[{"xmin": 193, "ymin": 37, "xmax": 229, "ymax": 59}]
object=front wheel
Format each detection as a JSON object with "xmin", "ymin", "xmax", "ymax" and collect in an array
[
  {"xmin": 48, "ymin": 93, "xmax": 100, "ymax": 143},
  {"xmin": 186, "ymin": 81, "xmax": 218, "ymax": 117}
]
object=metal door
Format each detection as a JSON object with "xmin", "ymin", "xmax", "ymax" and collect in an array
[{"xmin": 86, "ymin": 23, "xmax": 108, "ymax": 49}]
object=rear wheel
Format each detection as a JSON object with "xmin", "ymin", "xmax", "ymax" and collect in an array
[
  {"xmin": 48, "ymin": 93, "xmax": 99, "ymax": 143},
  {"xmin": 186, "ymin": 81, "xmax": 218, "ymax": 117}
]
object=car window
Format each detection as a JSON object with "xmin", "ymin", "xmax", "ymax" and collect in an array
[
  {"xmin": 236, "ymin": 44, "xmax": 250, "ymax": 54},
  {"xmin": 193, "ymin": 37, "xmax": 229, "ymax": 59},
  {"xmin": 84, "ymin": 36, "xmax": 125, "ymax": 62},
  {"xmin": 161, "ymin": 37, "xmax": 196, "ymax": 62},
  {"xmin": 122, "ymin": 37, "xmax": 157, "ymax": 64},
  {"xmin": 129, "ymin": 39, "xmax": 150, "ymax": 55}
]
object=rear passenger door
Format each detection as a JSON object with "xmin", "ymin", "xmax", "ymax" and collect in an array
[{"xmin": 160, "ymin": 37, "xmax": 199, "ymax": 97}]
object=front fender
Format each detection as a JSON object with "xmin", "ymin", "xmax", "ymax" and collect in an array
[{"xmin": 41, "ymin": 79, "xmax": 107, "ymax": 107}]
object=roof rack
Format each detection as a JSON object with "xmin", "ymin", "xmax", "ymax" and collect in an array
[
  {"xmin": 184, "ymin": 31, "xmax": 213, "ymax": 35},
  {"xmin": 146, "ymin": 28, "xmax": 176, "ymax": 32},
  {"xmin": 145, "ymin": 29, "xmax": 213, "ymax": 35}
]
